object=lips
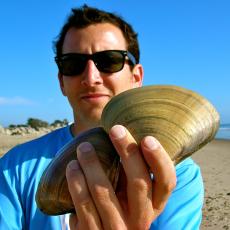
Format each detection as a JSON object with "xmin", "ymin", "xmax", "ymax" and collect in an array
[
  {"xmin": 80, "ymin": 92, "xmax": 111, "ymax": 104},
  {"xmin": 81, "ymin": 93, "xmax": 110, "ymax": 99}
]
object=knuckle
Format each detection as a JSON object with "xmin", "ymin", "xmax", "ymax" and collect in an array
[
  {"xmin": 162, "ymin": 178, "xmax": 177, "ymax": 193},
  {"xmin": 131, "ymin": 177, "xmax": 151, "ymax": 192},
  {"xmin": 126, "ymin": 143, "xmax": 139, "ymax": 157},
  {"xmin": 78, "ymin": 196, "xmax": 94, "ymax": 211},
  {"xmin": 92, "ymin": 184, "xmax": 111, "ymax": 201}
]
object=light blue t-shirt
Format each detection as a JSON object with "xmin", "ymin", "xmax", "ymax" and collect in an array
[{"xmin": 0, "ymin": 126, "xmax": 204, "ymax": 229}]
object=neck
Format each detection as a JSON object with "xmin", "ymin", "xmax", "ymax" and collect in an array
[{"xmin": 70, "ymin": 119, "xmax": 102, "ymax": 137}]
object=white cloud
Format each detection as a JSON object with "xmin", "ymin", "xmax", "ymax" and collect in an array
[{"xmin": 0, "ymin": 96, "xmax": 34, "ymax": 106}]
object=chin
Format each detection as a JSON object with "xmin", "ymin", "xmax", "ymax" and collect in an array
[{"xmin": 83, "ymin": 110, "xmax": 103, "ymax": 126}]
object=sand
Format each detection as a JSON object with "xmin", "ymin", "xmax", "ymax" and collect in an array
[
  {"xmin": 193, "ymin": 139, "xmax": 230, "ymax": 229},
  {"xmin": 0, "ymin": 133, "xmax": 41, "ymax": 157},
  {"xmin": 0, "ymin": 134, "xmax": 229, "ymax": 229}
]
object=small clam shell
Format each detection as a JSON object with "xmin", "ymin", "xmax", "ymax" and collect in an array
[
  {"xmin": 102, "ymin": 85, "xmax": 220, "ymax": 164},
  {"xmin": 36, "ymin": 127, "xmax": 120, "ymax": 215}
]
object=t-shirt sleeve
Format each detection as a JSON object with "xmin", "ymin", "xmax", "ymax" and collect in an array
[
  {"xmin": 0, "ymin": 151, "xmax": 25, "ymax": 229},
  {"xmin": 150, "ymin": 158, "xmax": 204, "ymax": 230}
]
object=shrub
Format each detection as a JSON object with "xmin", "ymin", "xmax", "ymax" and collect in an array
[
  {"xmin": 50, "ymin": 119, "xmax": 69, "ymax": 126},
  {"xmin": 27, "ymin": 118, "xmax": 49, "ymax": 129}
]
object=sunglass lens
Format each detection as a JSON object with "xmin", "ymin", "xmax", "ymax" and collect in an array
[
  {"xmin": 95, "ymin": 51, "xmax": 124, "ymax": 73},
  {"xmin": 59, "ymin": 55, "xmax": 87, "ymax": 76}
]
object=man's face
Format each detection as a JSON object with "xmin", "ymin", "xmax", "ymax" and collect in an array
[{"xmin": 58, "ymin": 23, "xmax": 143, "ymax": 130}]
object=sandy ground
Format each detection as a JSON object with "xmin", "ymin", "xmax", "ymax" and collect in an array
[
  {"xmin": 193, "ymin": 139, "xmax": 230, "ymax": 230},
  {"xmin": 0, "ymin": 134, "xmax": 229, "ymax": 229}
]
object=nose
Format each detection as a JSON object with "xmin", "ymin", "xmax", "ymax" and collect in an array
[{"xmin": 81, "ymin": 60, "xmax": 103, "ymax": 86}]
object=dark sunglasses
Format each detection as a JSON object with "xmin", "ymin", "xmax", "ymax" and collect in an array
[{"xmin": 55, "ymin": 50, "xmax": 137, "ymax": 76}]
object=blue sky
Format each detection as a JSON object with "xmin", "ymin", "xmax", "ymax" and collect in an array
[{"xmin": 0, "ymin": 0, "xmax": 229, "ymax": 127}]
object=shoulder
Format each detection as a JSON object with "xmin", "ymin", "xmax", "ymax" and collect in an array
[
  {"xmin": 170, "ymin": 158, "xmax": 204, "ymax": 205},
  {"xmin": 0, "ymin": 125, "xmax": 73, "ymax": 180},
  {"xmin": 150, "ymin": 158, "xmax": 204, "ymax": 229},
  {"xmin": 0, "ymin": 126, "xmax": 73, "ymax": 210},
  {"xmin": 175, "ymin": 158, "xmax": 203, "ymax": 192}
]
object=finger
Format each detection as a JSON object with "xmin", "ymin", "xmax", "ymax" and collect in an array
[
  {"xmin": 141, "ymin": 136, "xmax": 177, "ymax": 212},
  {"xmin": 76, "ymin": 142, "xmax": 126, "ymax": 229},
  {"xmin": 109, "ymin": 125, "xmax": 153, "ymax": 224},
  {"xmin": 66, "ymin": 160, "xmax": 102, "ymax": 230},
  {"xmin": 115, "ymin": 166, "xmax": 128, "ymax": 212},
  {"xmin": 69, "ymin": 214, "xmax": 78, "ymax": 230}
]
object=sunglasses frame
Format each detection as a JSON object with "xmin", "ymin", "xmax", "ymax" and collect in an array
[{"xmin": 55, "ymin": 50, "xmax": 137, "ymax": 76}]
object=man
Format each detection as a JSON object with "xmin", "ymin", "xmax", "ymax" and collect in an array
[{"xmin": 0, "ymin": 5, "xmax": 203, "ymax": 229}]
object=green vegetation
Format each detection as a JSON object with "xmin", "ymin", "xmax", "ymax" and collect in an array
[
  {"xmin": 8, "ymin": 118, "xmax": 69, "ymax": 129},
  {"xmin": 27, "ymin": 118, "xmax": 49, "ymax": 129},
  {"xmin": 50, "ymin": 119, "xmax": 68, "ymax": 127}
]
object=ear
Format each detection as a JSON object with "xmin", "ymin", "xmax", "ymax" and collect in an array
[
  {"xmin": 131, "ymin": 64, "xmax": 144, "ymax": 88},
  {"xmin": 58, "ymin": 72, "xmax": 66, "ymax": 96}
]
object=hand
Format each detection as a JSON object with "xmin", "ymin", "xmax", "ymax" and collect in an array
[{"xmin": 66, "ymin": 125, "xmax": 176, "ymax": 230}]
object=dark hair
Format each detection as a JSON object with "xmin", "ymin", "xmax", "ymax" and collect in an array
[{"xmin": 53, "ymin": 5, "xmax": 140, "ymax": 63}]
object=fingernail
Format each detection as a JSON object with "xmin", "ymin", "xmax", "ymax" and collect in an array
[
  {"xmin": 78, "ymin": 142, "xmax": 93, "ymax": 153},
  {"xmin": 67, "ymin": 160, "xmax": 80, "ymax": 171},
  {"xmin": 110, "ymin": 125, "xmax": 126, "ymax": 139},
  {"xmin": 143, "ymin": 136, "xmax": 159, "ymax": 150}
]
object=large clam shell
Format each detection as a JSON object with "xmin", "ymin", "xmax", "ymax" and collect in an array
[
  {"xmin": 36, "ymin": 85, "xmax": 219, "ymax": 215},
  {"xmin": 102, "ymin": 85, "xmax": 220, "ymax": 164}
]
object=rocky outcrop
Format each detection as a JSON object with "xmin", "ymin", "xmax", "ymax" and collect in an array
[{"xmin": 0, "ymin": 124, "xmax": 65, "ymax": 136}]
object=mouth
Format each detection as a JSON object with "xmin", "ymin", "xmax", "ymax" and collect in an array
[{"xmin": 80, "ymin": 93, "xmax": 110, "ymax": 103}]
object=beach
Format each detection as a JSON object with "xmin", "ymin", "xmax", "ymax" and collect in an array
[
  {"xmin": 193, "ymin": 139, "xmax": 230, "ymax": 229},
  {"xmin": 0, "ymin": 133, "xmax": 229, "ymax": 229}
]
